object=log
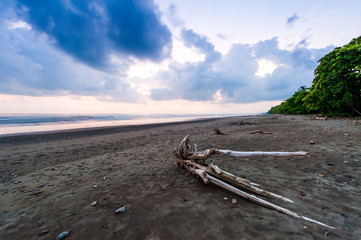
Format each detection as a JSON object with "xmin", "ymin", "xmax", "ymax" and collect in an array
[
  {"xmin": 207, "ymin": 174, "xmax": 334, "ymax": 229},
  {"xmin": 185, "ymin": 160, "xmax": 293, "ymax": 203},
  {"xmin": 173, "ymin": 135, "xmax": 308, "ymax": 163},
  {"xmin": 173, "ymin": 135, "xmax": 334, "ymax": 229}
]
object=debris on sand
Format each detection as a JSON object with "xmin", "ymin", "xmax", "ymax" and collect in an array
[
  {"xmin": 172, "ymin": 134, "xmax": 334, "ymax": 229},
  {"xmin": 115, "ymin": 206, "xmax": 126, "ymax": 214},
  {"xmin": 249, "ymin": 130, "xmax": 272, "ymax": 134},
  {"xmin": 56, "ymin": 231, "xmax": 69, "ymax": 240},
  {"xmin": 313, "ymin": 116, "xmax": 328, "ymax": 121},
  {"xmin": 229, "ymin": 121, "xmax": 259, "ymax": 126},
  {"xmin": 38, "ymin": 230, "xmax": 49, "ymax": 236},
  {"xmin": 324, "ymin": 230, "xmax": 342, "ymax": 239},
  {"xmin": 27, "ymin": 190, "xmax": 44, "ymax": 196},
  {"xmin": 66, "ymin": 213, "xmax": 75, "ymax": 218},
  {"xmin": 214, "ymin": 128, "xmax": 231, "ymax": 135}
]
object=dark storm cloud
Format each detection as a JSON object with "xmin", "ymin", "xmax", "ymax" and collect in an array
[
  {"xmin": 0, "ymin": 13, "xmax": 141, "ymax": 101},
  {"xmin": 16, "ymin": 0, "xmax": 172, "ymax": 67}
]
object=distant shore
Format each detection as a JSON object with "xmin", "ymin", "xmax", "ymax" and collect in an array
[
  {"xmin": 1, "ymin": 114, "xmax": 360, "ymax": 239},
  {"xmin": 0, "ymin": 114, "xmax": 236, "ymax": 137},
  {"xmin": 0, "ymin": 115, "xmax": 228, "ymax": 144}
]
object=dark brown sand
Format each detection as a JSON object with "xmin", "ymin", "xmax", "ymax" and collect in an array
[{"xmin": 0, "ymin": 115, "xmax": 360, "ymax": 240}]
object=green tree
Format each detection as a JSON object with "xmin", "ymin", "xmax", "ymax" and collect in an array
[
  {"xmin": 304, "ymin": 36, "xmax": 361, "ymax": 116},
  {"xmin": 267, "ymin": 86, "xmax": 309, "ymax": 114}
]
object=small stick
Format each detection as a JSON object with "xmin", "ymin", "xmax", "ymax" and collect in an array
[
  {"xmin": 249, "ymin": 130, "xmax": 272, "ymax": 134},
  {"xmin": 27, "ymin": 190, "xmax": 44, "ymax": 196},
  {"xmin": 214, "ymin": 128, "xmax": 231, "ymax": 135},
  {"xmin": 229, "ymin": 121, "xmax": 259, "ymax": 125}
]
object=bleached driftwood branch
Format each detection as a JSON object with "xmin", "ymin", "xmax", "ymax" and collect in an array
[
  {"xmin": 207, "ymin": 174, "xmax": 334, "ymax": 229},
  {"xmin": 218, "ymin": 149, "xmax": 308, "ymax": 157},
  {"xmin": 174, "ymin": 135, "xmax": 307, "ymax": 165},
  {"xmin": 172, "ymin": 134, "xmax": 334, "ymax": 229},
  {"xmin": 184, "ymin": 160, "xmax": 293, "ymax": 203}
]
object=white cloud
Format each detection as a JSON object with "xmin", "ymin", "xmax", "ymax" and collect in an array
[
  {"xmin": 212, "ymin": 89, "xmax": 223, "ymax": 102},
  {"xmin": 150, "ymin": 36, "xmax": 334, "ymax": 103},
  {"xmin": 0, "ymin": 94, "xmax": 282, "ymax": 115},
  {"xmin": 1, "ymin": 0, "xmax": 356, "ymax": 116},
  {"xmin": 255, "ymin": 58, "xmax": 279, "ymax": 77},
  {"xmin": 7, "ymin": 20, "xmax": 31, "ymax": 30},
  {"xmin": 171, "ymin": 39, "xmax": 205, "ymax": 63},
  {"xmin": 126, "ymin": 58, "xmax": 170, "ymax": 78}
]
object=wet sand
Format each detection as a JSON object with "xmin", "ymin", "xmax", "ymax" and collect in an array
[{"xmin": 0, "ymin": 115, "xmax": 360, "ymax": 239}]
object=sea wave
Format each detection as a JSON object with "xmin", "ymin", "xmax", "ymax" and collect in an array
[{"xmin": 0, "ymin": 114, "xmax": 235, "ymax": 136}]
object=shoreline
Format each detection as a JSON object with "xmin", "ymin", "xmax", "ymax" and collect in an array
[
  {"xmin": 0, "ymin": 115, "xmax": 248, "ymax": 181},
  {"xmin": 0, "ymin": 115, "xmax": 239, "ymax": 144},
  {"xmin": 0, "ymin": 115, "xmax": 242, "ymax": 139},
  {"xmin": 1, "ymin": 114, "xmax": 360, "ymax": 239}
]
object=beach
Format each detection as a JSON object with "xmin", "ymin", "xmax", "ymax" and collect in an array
[{"xmin": 0, "ymin": 114, "xmax": 360, "ymax": 239}]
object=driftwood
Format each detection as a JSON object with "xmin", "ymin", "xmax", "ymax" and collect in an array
[
  {"xmin": 214, "ymin": 128, "xmax": 230, "ymax": 135},
  {"xmin": 314, "ymin": 116, "xmax": 327, "ymax": 121},
  {"xmin": 229, "ymin": 121, "xmax": 259, "ymax": 125},
  {"xmin": 27, "ymin": 190, "xmax": 44, "ymax": 196},
  {"xmin": 172, "ymin": 134, "xmax": 334, "ymax": 229},
  {"xmin": 249, "ymin": 130, "xmax": 272, "ymax": 134}
]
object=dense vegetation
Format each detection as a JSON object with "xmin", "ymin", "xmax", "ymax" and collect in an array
[{"xmin": 268, "ymin": 36, "xmax": 361, "ymax": 116}]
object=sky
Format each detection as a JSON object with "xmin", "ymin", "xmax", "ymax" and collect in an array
[{"xmin": 1, "ymin": 0, "xmax": 361, "ymax": 115}]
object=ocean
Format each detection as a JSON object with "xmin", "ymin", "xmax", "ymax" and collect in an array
[{"xmin": 0, "ymin": 114, "xmax": 234, "ymax": 136}]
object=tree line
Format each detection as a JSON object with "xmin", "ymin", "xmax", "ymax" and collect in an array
[{"xmin": 268, "ymin": 36, "xmax": 361, "ymax": 116}]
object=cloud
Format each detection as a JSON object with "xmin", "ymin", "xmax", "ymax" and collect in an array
[
  {"xmin": 0, "ymin": 15, "xmax": 141, "ymax": 101},
  {"xmin": 15, "ymin": 0, "xmax": 172, "ymax": 67},
  {"xmin": 180, "ymin": 28, "xmax": 221, "ymax": 62},
  {"xmin": 0, "ymin": 2, "xmax": 335, "ymax": 105},
  {"xmin": 150, "ymin": 35, "xmax": 334, "ymax": 103},
  {"xmin": 287, "ymin": 13, "xmax": 300, "ymax": 26},
  {"xmin": 150, "ymin": 42, "xmax": 258, "ymax": 102},
  {"xmin": 216, "ymin": 33, "xmax": 228, "ymax": 40},
  {"xmin": 0, "ymin": 0, "xmax": 171, "ymax": 101},
  {"xmin": 149, "ymin": 88, "xmax": 174, "ymax": 101},
  {"xmin": 166, "ymin": 3, "xmax": 184, "ymax": 27}
]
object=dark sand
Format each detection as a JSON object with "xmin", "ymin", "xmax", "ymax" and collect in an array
[{"xmin": 0, "ymin": 115, "xmax": 360, "ymax": 239}]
